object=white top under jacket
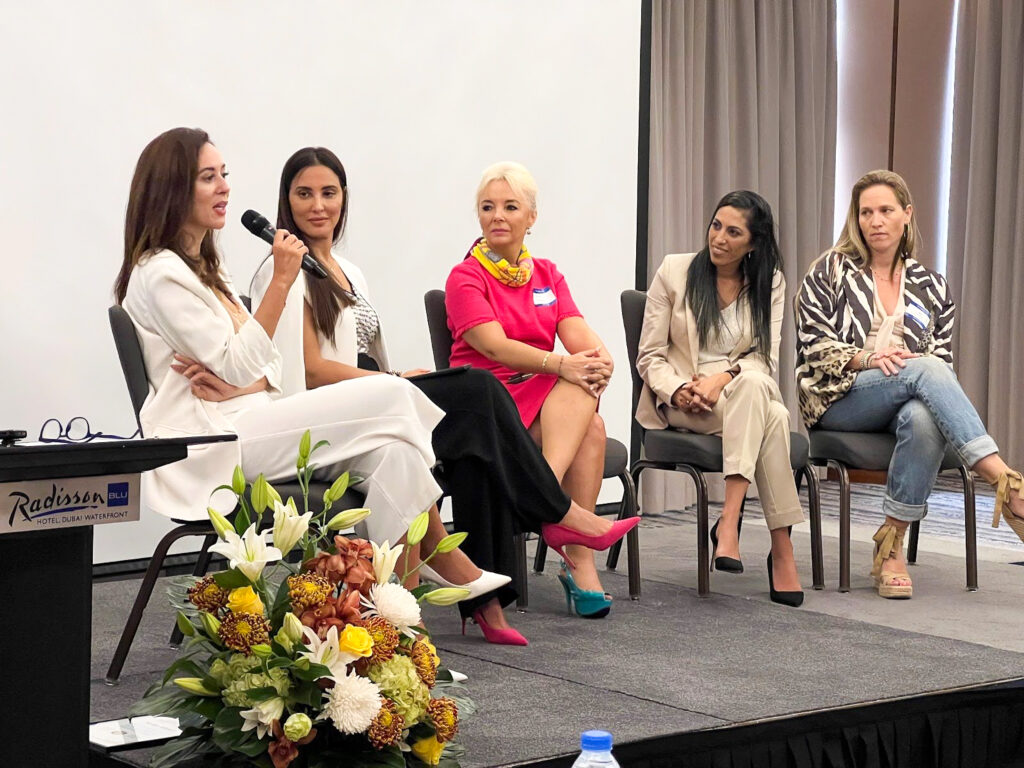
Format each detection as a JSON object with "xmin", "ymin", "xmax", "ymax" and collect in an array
[
  {"xmin": 250, "ymin": 252, "xmax": 390, "ymax": 397},
  {"xmin": 122, "ymin": 249, "xmax": 283, "ymax": 519}
]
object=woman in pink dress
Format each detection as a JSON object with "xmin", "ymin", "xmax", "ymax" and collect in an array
[{"xmin": 446, "ymin": 161, "xmax": 621, "ymax": 617}]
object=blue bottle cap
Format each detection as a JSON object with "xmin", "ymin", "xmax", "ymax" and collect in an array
[{"xmin": 580, "ymin": 730, "xmax": 613, "ymax": 751}]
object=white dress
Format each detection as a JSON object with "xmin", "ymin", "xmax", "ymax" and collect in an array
[{"xmin": 123, "ymin": 249, "xmax": 443, "ymax": 544}]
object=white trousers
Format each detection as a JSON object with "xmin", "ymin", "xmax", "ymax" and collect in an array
[{"xmin": 226, "ymin": 375, "xmax": 443, "ymax": 544}]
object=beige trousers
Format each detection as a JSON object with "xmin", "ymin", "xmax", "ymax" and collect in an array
[{"xmin": 664, "ymin": 371, "xmax": 804, "ymax": 530}]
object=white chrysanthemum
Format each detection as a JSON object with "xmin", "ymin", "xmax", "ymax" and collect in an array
[
  {"xmin": 361, "ymin": 582, "xmax": 422, "ymax": 637},
  {"xmin": 321, "ymin": 670, "xmax": 382, "ymax": 735}
]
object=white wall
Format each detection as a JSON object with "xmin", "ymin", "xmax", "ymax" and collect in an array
[{"xmin": 0, "ymin": 1, "xmax": 642, "ymax": 562}]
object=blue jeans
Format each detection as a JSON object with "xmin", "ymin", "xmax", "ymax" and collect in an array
[{"xmin": 817, "ymin": 356, "xmax": 998, "ymax": 522}]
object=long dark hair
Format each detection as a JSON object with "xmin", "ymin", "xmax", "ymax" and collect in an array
[
  {"xmin": 684, "ymin": 190, "xmax": 782, "ymax": 364},
  {"xmin": 114, "ymin": 127, "xmax": 230, "ymax": 304},
  {"xmin": 275, "ymin": 147, "xmax": 351, "ymax": 343}
]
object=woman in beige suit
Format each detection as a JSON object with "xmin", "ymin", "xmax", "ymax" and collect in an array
[{"xmin": 636, "ymin": 190, "xmax": 804, "ymax": 606}]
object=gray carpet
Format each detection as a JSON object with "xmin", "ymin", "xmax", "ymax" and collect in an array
[{"xmin": 91, "ymin": 557, "xmax": 1024, "ymax": 768}]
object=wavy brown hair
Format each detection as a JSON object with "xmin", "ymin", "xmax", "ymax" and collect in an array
[
  {"xmin": 114, "ymin": 127, "xmax": 230, "ymax": 304},
  {"xmin": 274, "ymin": 147, "xmax": 352, "ymax": 344}
]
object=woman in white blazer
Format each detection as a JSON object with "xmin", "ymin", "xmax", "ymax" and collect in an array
[
  {"xmin": 113, "ymin": 127, "xmax": 494, "ymax": 592},
  {"xmin": 245, "ymin": 147, "xmax": 637, "ymax": 643},
  {"xmin": 636, "ymin": 191, "xmax": 804, "ymax": 606}
]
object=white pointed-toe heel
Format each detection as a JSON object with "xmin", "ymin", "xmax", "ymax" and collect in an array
[{"xmin": 418, "ymin": 563, "xmax": 511, "ymax": 600}]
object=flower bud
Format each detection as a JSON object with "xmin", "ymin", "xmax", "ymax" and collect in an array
[
  {"xmin": 325, "ymin": 472, "xmax": 351, "ymax": 504},
  {"xmin": 283, "ymin": 712, "xmax": 313, "ymax": 742},
  {"xmin": 173, "ymin": 677, "xmax": 219, "ymax": 697},
  {"xmin": 432, "ymin": 532, "xmax": 467, "ymax": 554},
  {"xmin": 175, "ymin": 611, "xmax": 196, "ymax": 638},
  {"xmin": 406, "ymin": 510, "xmax": 430, "ymax": 546},
  {"xmin": 250, "ymin": 643, "xmax": 273, "ymax": 659},
  {"xmin": 200, "ymin": 611, "xmax": 222, "ymax": 642},
  {"xmin": 297, "ymin": 430, "xmax": 311, "ymax": 469},
  {"xmin": 207, "ymin": 507, "xmax": 233, "ymax": 540},
  {"xmin": 326, "ymin": 508, "xmax": 372, "ymax": 531},
  {"xmin": 231, "ymin": 465, "xmax": 246, "ymax": 495},
  {"xmin": 250, "ymin": 474, "xmax": 270, "ymax": 515},
  {"xmin": 279, "ymin": 612, "xmax": 303, "ymax": 642},
  {"xmin": 421, "ymin": 587, "xmax": 471, "ymax": 606}
]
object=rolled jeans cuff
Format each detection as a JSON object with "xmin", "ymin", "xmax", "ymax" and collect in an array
[
  {"xmin": 959, "ymin": 435, "xmax": 998, "ymax": 468},
  {"xmin": 882, "ymin": 495, "xmax": 927, "ymax": 523}
]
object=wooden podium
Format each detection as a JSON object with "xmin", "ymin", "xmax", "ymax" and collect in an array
[{"xmin": 0, "ymin": 436, "xmax": 234, "ymax": 768}]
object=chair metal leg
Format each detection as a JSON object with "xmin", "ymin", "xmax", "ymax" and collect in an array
[
  {"xmin": 106, "ymin": 522, "xmax": 214, "ymax": 685},
  {"xmin": 621, "ymin": 470, "xmax": 641, "ymax": 600},
  {"xmin": 828, "ymin": 460, "xmax": 852, "ymax": 593},
  {"xmin": 169, "ymin": 533, "xmax": 217, "ymax": 648},
  {"xmin": 801, "ymin": 466, "xmax": 825, "ymax": 590},
  {"xmin": 675, "ymin": 465, "xmax": 710, "ymax": 597},
  {"xmin": 907, "ymin": 521, "xmax": 920, "ymax": 564},
  {"xmin": 513, "ymin": 533, "xmax": 529, "ymax": 612},
  {"xmin": 532, "ymin": 536, "xmax": 548, "ymax": 573},
  {"xmin": 606, "ymin": 470, "xmax": 637, "ymax": 571},
  {"xmin": 960, "ymin": 466, "xmax": 978, "ymax": 591}
]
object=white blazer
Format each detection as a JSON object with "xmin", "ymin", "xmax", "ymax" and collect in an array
[
  {"xmin": 250, "ymin": 252, "xmax": 390, "ymax": 396},
  {"xmin": 123, "ymin": 250, "xmax": 283, "ymax": 519}
]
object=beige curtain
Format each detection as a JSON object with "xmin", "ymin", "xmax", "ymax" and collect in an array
[
  {"xmin": 648, "ymin": 0, "xmax": 837, "ymax": 422},
  {"xmin": 946, "ymin": 0, "xmax": 1024, "ymax": 469}
]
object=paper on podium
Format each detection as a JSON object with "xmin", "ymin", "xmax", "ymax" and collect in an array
[{"xmin": 89, "ymin": 716, "xmax": 181, "ymax": 751}]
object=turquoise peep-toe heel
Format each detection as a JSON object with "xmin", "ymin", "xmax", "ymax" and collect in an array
[{"xmin": 556, "ymin": 564, "xmax": 613, "ymax": 619}]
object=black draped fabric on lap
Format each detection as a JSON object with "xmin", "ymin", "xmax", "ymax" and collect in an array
[{"xmin": 410, "ymin": 368, "xmax": 569, "ymax": 617}]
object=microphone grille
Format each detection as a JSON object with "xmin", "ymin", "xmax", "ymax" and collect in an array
[{"xmin": 241, "ymin": 209, "xmax": 269, "ymax": 234}]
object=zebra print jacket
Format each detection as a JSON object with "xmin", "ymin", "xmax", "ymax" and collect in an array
[{"xmin": 794, "ymin": 251, "xmax": 955, "ymax": 427}]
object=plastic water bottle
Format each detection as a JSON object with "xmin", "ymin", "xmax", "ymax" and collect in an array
[{"xmin": 571, "ymin": 730, "xmax": 620, "ymax": 768}]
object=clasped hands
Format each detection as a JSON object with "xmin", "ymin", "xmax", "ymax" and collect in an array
[
  {"xmin": 559, "ymin": 346, "xmax": 614, "ymax": 398},
  {"xmin": 172, "ymin": 354, "xmax": 268, "ymax": 402},
  {"xmin": 867, "ymin": 346, "xmax": 918, "ymax": 376},
  {"xmin": 671, "ymin": 372, "xmax": 731, "ymax": 414}
]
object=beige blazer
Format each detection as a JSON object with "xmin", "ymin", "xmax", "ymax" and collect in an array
[{"xmin": 635, "ymin": 252, "xmax": 784, "ymax": 430}]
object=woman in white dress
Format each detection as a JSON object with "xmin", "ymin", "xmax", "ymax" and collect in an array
[{"xmin": 113, "ymin": 127, "xmax": 496, "ymax": 590}]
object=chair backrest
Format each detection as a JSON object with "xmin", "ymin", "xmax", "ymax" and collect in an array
[
  {"xmin": 108, "ymin": 305, "xmax": 149, "ymax": 431},
  {"xmin": 620, "ymin": 289, "xmax": 648, "ymax": 434},
  {"xmin": 423, "ymin": 289, "xmax": 453, "ymax": 370},
  {"xmin": 239, "ymin": 295, "xmax": 252, "ymax": 312}
]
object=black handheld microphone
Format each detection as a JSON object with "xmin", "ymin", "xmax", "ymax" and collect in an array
[{"xmin": 240, "ymin": 209, "xmax": 328, "ymax": 279}]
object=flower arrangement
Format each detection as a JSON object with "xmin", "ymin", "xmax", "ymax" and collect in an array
[{"xmin": 131, "ymin": 431, "xmax": 473, "ymax": 768}]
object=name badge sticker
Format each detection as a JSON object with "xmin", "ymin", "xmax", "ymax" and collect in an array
[
  {"xmin": 904, "ymin": 295, "xmax": 930, "ymax": 330},
  {"xmin": 533, "ymin": 287, "xmax": 556, "ymax": 307}
]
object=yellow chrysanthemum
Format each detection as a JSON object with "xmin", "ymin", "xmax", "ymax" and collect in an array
[
  {"xmin": 187, "ymin": 576, "xmax": 229, "ymax": 613},
  {"xmin": 367, "ymin": 697, "xmax": 404, "ymax": 749},
  {"xmin": 362, "ymin": 616, "xmax": 399, "ymax": 665},
  {"xmin": 411, "ymin": 640, "xmax": 438, "ymax": 688},
  {"xmin": 226, "ymin": 586, "xmax": 264, "ymax": 616},
  {"xmin": 427, "ymin": 697, "xmax": 459, "ymax": 743},
  {"xmin": 287, "ymin": 573, "xmax": 332, "ymax": 613},
  {"xmin": 217, "ymin": 611, "xmax": 271, "ymax": 655}
]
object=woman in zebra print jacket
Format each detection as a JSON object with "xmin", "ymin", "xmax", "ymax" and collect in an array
[{"xmin": 795, "ymin": 170, "xmax": 1024, "ymax": 599}]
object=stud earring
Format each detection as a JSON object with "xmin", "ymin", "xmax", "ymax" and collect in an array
[{"xmin": 527, "ymin": 227, "xmax": 533, "ymax": 235}]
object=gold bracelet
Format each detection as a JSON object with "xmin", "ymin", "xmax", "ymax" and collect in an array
[{"xmin": 541, "ymin": 352, "xmax": 551, "ymax": 373}]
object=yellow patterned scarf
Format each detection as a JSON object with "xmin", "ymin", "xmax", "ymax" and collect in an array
[{"xmin": 469, "ymin": 237, "xmax": 533, "ymax": 287}]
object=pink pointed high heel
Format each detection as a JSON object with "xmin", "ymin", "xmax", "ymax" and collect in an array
[
  {"xmin": 462, "ymin": 609, "xmax": 528, "ymax": 646},
  {"xmin": 540, "ymin": 517, "xmax": 640, "ymax": 569}
]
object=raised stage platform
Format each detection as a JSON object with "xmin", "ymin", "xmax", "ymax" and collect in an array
[{"xmin": 90, "ymin": 481, "xmax": 1024, "ymax": 767}]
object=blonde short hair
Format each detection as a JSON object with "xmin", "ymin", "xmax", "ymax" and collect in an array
[
  {"xmin": 834, "ymin": 169, "xmax": 921, "ymax": 267},
  {"xmin": 476, "ymin": 161, "xmax": 538, "ymax": 211}
]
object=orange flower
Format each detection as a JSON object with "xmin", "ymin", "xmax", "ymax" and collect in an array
[
  {"xmin": 304, "ymin": 536, "xmax": 375, "ymax": 594},
  {"xmin": 298, "ymin": 588, "xmax": 364, "ymax": 640}
]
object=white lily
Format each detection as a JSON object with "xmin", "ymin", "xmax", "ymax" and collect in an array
[
  {"xmin": 208, "ymin": 524, "xmax": 282, "ymax": 582},
  {"xmin": 240, "ymin": 696, "xmax": 285, "ymax": 740},
  {"xmin": 298, "ymin": 625, "xmax": 359, "ymax": 681},
  {"xmin": 371, "ymin": 539, "xmax": 404, "ymax": 584},
  {"xmin": 272, "ymin": 499, "xmax": 312, "ymax": 556}
]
